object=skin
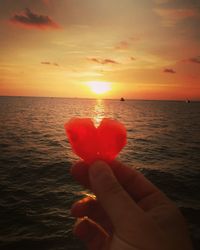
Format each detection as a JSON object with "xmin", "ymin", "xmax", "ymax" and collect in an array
[{"xmin": 71, "ymin": 160, "xmax": 193, "ymax": 250}]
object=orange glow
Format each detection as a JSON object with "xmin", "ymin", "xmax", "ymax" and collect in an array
[
  {"xmin": 0, "ymin": 1, "xmax": 199, "ymax": 100},
  {"xmin": 86, "ymin": 81, "xmax": 112, "ymax": 95}
]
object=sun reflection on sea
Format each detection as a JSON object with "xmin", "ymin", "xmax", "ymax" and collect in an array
[{"xmin": 93, "ymin": 99, "xmax": 105, "ymax": 127}]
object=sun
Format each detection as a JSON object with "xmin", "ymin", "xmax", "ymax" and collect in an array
[{"xmin": 86, "ymin": 81, "xmax": 111, "ymax": 94}]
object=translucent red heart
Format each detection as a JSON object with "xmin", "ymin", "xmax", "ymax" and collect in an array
[{"xmin": 65, "ymin": 118, "xmax": 126, "ymax": 163}]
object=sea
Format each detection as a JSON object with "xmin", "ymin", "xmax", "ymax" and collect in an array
[{"xmin": 0, "ymin": 96, "xmax": 199, "ymax": 250}]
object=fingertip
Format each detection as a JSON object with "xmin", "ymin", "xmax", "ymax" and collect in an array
[
  {"xmin": 71, "ymin": 197, "xmax": 92, "ymax": 217},
  {"xmin": 73, "ymin": 217, "xmax": 109, "ymax": 250},
  {"xmin": 73, "ymin": 217, "xmax": 90, "ymax": 240}
]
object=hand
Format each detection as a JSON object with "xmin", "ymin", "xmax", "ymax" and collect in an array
[{"xmin": 71, "ymin": 160, "xmax": 193, "ymax": 250}]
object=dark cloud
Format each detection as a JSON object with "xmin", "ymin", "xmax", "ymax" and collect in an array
[
  {"xmin": 41, "ymin": 61, "xmax": 59, "ymax": 66},
  {"xmin": 10, "ymin": 8, "xmax": 60, "ymax": 30},
  {"xmin": 164, "ymin": 68, "xmax": 176, "ymax": 73},
  {"xmin": 88, "ymin": 58, "xmax": 119, "ymax": 65},
  {"xmin": 90, "ymin": 58, "xmax": 100, "ymax": 63},
  {"xmin": 189, "ymin": 56, "xmax": 200, "ymax": 64},
  {"xmin": 102, "ymin": 59, "xmax": 119, "ymax": 64},
  {"xmin": 41, "ymin": 61, "xmax": 51, "ymax": 65},
  {"xmin": 130, "ymin": 57, "xmax": 136, "ymax": 61}
]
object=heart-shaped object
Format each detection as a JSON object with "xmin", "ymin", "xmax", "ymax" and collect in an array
[{"xmin": 65, "ymin": 118, "xmax": 126, "ymax": 163}]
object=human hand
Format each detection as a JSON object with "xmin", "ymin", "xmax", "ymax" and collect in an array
[{"xmin": 71, "ymin": 160, "xmax": 193, "ymax": 250}]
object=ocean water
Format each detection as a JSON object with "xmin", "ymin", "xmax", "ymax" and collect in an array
[{"xmin": 0, "ymin": 96, "xmax": 199, "ymax": 250}]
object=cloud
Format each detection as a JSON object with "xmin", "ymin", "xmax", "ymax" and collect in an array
[
  {"xmin": 88, "ymin": 58, "xmax": 119, "ymax": 65},
  {"xmin": 115, "ymin": 41, "xmax": 130, "ymax": 50},
  {"xmin": 189, "ymin": 56, "xmax": 200, "ymax": 64},
  {"xmin": 115, "ymin": 36, "xmax": 140, "ymax": 50},
  {"xmin": 103, "ymin": 59, "xmax": 119, "ymax": 64},
  {"xmin": 41, "ymin": 61, "xmax": 59, "ymax": 66},
  {"xmin": 154, "ymin": 8, "xmax": 199, "ymax": 26},
  {"xmin": 130, "ymin": 57, "xmax": 136, "ymax": 61},
  {"xmin": 89, "ymin": 58, "xmax": 100, "ymax": 63},
  {"xmin": 164, "ymin": 68, "xmax": 176, "ymax": 73},
  {"xmin": 10, "ymin": 8, "xmax": 60, "ymax": 30}
]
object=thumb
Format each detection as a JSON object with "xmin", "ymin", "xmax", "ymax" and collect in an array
[{"xmin": 89, "ymin": 161, "xmax": 142, "ymax": 229}]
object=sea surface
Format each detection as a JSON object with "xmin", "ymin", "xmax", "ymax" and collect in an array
[{"xmin": 0, "ymin": 96, "xmax": 199, "ymax": 250}]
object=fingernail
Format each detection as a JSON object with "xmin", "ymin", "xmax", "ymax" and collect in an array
[{"xmin": 73, "ymin": 217, "xmax": 89, "ymax": 240}]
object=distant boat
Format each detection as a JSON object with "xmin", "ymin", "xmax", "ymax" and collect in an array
[
  {"xmin": 186, "ymin": 99, "xmax": 191, "ymax": 103},
  {"xmin": 120, "ymin": 97, "xmax": 125, "ymax": 101}
]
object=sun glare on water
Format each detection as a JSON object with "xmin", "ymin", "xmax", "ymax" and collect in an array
[{"xmin": 86, "ymin": 81, "xmax": 111, "ymax": 94}]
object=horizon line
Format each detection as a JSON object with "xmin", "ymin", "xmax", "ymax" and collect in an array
[{"xmin": 0, "ymin": 95, "xmax": 199, "ymax": 102}]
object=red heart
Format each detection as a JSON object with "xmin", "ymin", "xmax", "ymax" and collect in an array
[{"xmin": 65, "ymin": 118, "xmax": 126, "ymax": 163}]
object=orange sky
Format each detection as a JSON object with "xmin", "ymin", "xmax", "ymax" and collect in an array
[{"xmin": 0, "ymin": 0, "xmax": 200, "ymax": 100}]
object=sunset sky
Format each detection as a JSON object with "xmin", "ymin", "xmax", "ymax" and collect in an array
[{"xmin": 0, "ymin": 0, "xmax": 200, "ymax": 100}]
